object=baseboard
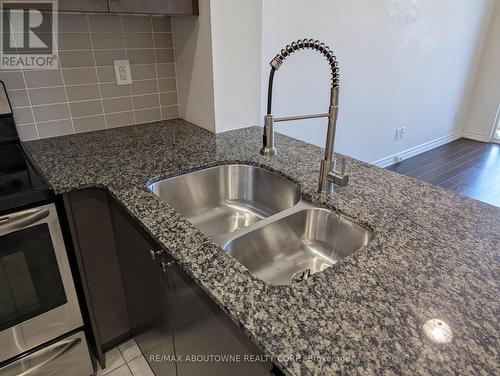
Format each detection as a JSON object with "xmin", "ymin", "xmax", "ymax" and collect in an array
[
  {"xmin": 372, "ymin": 131, "xmax": 464, "ymax": 168},
  {"xmin": 461, "ymin": 130, "xmax": 489, "ymax": 142}
]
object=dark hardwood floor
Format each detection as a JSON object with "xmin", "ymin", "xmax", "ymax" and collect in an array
[{"xmin": 386, "ymin": 138, "xmax": 500, "ymax": 207}]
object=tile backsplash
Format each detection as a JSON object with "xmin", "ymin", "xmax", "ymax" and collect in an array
[{"xmin": 0, "ymin": 13, "xmax": 179, "ymax": 140}]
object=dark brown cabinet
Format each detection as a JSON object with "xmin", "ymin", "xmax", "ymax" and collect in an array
[
  {"xmin": 110, "ymin": 199, "xmax": 177, "ymax": 376},
  {"xmin": 63, "ymin": 188, "xmax": 273, "ymax": 374},
  {"xmin": 58, "ymin": 0, "xmax": 199, "ymax": 15},
  {"xmin": 167, "ymin": 261, "xmax": 272, "ymax": 376},
  {"xmin": 58, "ymin": 0, "xmax": 108, "ymax": 12},
  {"xmin": 108, "ymin": 0, "xmax": 198, "ymax": 15}
]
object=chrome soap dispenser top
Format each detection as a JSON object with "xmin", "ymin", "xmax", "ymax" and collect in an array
[{"xmin": 260, "ymin": 38, "xmax": 349, "ymax": 193}]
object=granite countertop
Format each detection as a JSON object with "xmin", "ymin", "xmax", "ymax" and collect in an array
[{"xmin": 25, "ymin": 119, "xmax": 499, "ymax": 375}]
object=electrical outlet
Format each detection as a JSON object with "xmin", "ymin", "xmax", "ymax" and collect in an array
[
  {"xmin": 400, "ymin": 126, "xmax": 407, "ymax": 139},
  {"xmin": 394, "ymin": 127, "xmax": 407, "ymax": 141},
  {"xmin": 114, "ymin": 60, "xmax": 132, "ymax": 85}
]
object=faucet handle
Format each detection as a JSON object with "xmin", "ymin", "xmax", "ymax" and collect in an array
[
  {"xmin": 334, "ymin": 155, "xmax": 346, "ymax": 175},
  {"xmin": 329, "ymin": 155, "xmax": 349, "ymax": 187}
]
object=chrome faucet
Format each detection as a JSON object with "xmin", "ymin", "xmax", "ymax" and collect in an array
[{"xmin": 260, "ymin": 38, "xmax": 349, "ymax": 193}]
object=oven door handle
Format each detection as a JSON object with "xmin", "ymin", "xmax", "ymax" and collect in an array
[
  {"xmin": 0, "ymin": 337, "xmax": 81, "ymax": 376},
  {"xmin": 0, "ymin": 208, "xmax": 50, "ymax": 234}
]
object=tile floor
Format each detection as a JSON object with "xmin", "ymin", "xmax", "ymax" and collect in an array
[{"xmin": 95, "ymin": 338, "xmax": 154, "ymax": 376}]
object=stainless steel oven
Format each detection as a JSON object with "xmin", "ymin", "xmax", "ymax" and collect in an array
[{"xmin": 0, "ymin": 203, "xmax": 92, "ymax": 375}]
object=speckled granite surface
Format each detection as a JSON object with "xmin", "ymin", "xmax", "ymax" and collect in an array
[{"xmin": 25, "ymin": 119, "xmax": 499, "ymax": 375}]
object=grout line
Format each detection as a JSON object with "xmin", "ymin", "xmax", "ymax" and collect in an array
[
  {"xmin": 59, "ymin": 47, "xmax": 173, "ymax": 52},
  {"xmin": 15, "ymin": 61, "xmax": 175, "ymax": 73},
  {"xmin": 11, "ymin": 91, "xmax": 178, "ymax": 110},
  {"xmin": 58, "ymin": 30, "xmax": 173, "ymax": 34},
  {"xmin": 170, "ymin": 16, "xmax": 180, "ymax": 110},
  {"xmin": 86, "ymin": 14, "xmax": 108, "ymax": 129},
  {"xmin": 119, "ymin": 14, "xmax": 137, "ymax": 126},
  {"xmin": 8, "ymin": 76, "xmax": 176, "ymax": 92},
  {"xmin": 150, "ymin": 17, "xmax": 163, "ymax": 119}
]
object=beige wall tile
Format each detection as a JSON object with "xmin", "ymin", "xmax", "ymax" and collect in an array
[
  {"xmin": 6, "ymin": 14, "xmax": 179, "ymax": 140},
  {"xmin": 73, "ymin": 115, "xmax": 106, "ymax": 133},
  {"xmin": 100, "ymin": 83, "xmax": 130, "ymax": 98},
  {"xmin": 122, "ymin": 16, "xmax": 152, "ymax": 32},
  {"xmin": 69, "ymin": 100, "xmax": 103, "ymax": 117},
  {"xmin": 8, "ymin": 89, "xmax": 30, "ymax": 107},
  {"xmin": 106, "ymin": 111, "xmax": 135, "ymax": 128},
  {"xmin": 160, "ymin": 92, "xmax": 177, "ymax": 106},
  {"xmin": 29, "ymin": 87, "xmax": 67, "ymax": 105},
  {"xmin": 13, "ymin": 107, "xmax": 34, "ymax": 125},
  {"xmin": 59, "ymin": 13, "xmax": 89, "ymax": 32},
  {"xmin": 60, "ymin": 51, "xmax": 95, "ymax": 68},
  {"xmin": 103, "ymin": 97, "xmax": 133, "ymax": 113},
  {"xmin": 161, "ymin": 105, "xmax": 179, "ymax": 120},
  {"xmin": 132, "ymin": 80, "xmax": 157, "ymax": 95},
  {"xmin": 152, "ymin": 17, "xmax": 171, "ymax": 32},
  {"xmin": 159, "ymin": 78, "xmax": 176, "ymax": 92},
  {"xmin": 59, "ymin": 33, "xmax": 92, "ymax": 50},
  {"xmin": 16, "ymin": 124, "xmax": 38, "ymax": 141},
  {"xmin": 94, "ymin": 50, "xmax": 126, "ymax": 66},
  {"xmin": 127, "ymin": 49, "xmax": 155, "ymax": 65},
  {"xmin": 0, "ymin": 71, "xmax": 26, "ymax": 90},
  {"xmin": 92, "ymin": 33, "xmax": 125, "ymax": 50},
  {"xmin": 37, "ymin": 119, "xmax": 73, "ymax": 138},
  {"xmin": 154, "ymin": 33, "xmax": 173, "ymax": 48},
  {"xmin": 124, "ymin": 33, "xmax": 153, "ymax": 49},
  {"xmin": 33, "ymin": 103, "xmax": 70, "ymax": 122},
  {"xmin": 155, "ymin": 49, "xmax": 174, "ymax": 63},
  {"xmin": 89, "ymin": 14, "xmax": 122, "ymax": 32},
  {"xmin": 135, "ymin": 108, "xmax": 161, "ymax": 124},
  {"xmin": 97, "ymin": 66, "xmax": 116, "ymax": 83},
  {"xmin": 133, "ymin": 94, "xmax": 159, "ymax": 110},
  {"xmin": 130, "ymin": 64, "xmax": 156, "ymax": 80},
  {"xmin": 24, "ymin": 70, "xmax": 62, "ymax": 88},
  {"xmin": 62, "ymin": 67, "xmax": 98, "ymax": 85},
  {"xmin": 66, "ymin": 84, "xmax": 100, "ymax": 101}
]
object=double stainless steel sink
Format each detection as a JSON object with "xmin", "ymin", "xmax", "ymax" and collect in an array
[{"xmin": 149, "ymin": 165, "xmax": 372, "ymax": 285}]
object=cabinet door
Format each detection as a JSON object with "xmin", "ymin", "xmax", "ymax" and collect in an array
[
  {"xmin": 64, "ymin": 190, "xmax": 129, "ymax": 356},
  {"xmin": 168, "ymin": 263, "xmax": 272, "ymax": 376},
  {"xmin": 58, "ymin": 0, "xmax": 108, "ymax": 12},
  {"xmin": 110, "ymin": 200, "xmax": 176, "ymax": 376},
  {"xmin": 108, "ymin": 0, "xmax": 198, "ymax": 15}
]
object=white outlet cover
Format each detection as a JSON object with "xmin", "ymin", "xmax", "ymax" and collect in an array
[{"xmin": 114, "ymin": 60, "xmax": 132, "ymax": 85}]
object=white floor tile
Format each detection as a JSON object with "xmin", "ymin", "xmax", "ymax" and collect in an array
[
  {"xmin": 118, "ymin": 338, "xmax": 142, "ymax": 362},
  {"xmin": 95, "ymin": 347, "xmax": 126, "ymax": 376},
  {"xmin": 127, "ymin": 355, "xmax": 154, "ymax": 376},
  {"xmin": 106, "ymin": 364, "xmax": 133, "ymax": 376}
]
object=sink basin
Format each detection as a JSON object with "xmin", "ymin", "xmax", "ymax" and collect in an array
[
  {"xmin": 223, "ymin": 208, "xmax": 372, "ymax": 285},
  {"xmin": 148, "ymin": 164, "xmax": 300, "ymax": 239}
]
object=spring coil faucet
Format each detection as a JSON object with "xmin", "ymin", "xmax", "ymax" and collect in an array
[{"xmin": 260, "ymin": 38, "xmax": 349, "ymax": 193}]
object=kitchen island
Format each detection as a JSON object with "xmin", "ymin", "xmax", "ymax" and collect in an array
[{"xmin": 24, "ymin": 119, "xmax": 499, "ymax": 375}]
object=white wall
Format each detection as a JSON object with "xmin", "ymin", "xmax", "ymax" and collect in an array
[
  {"xmin": 172, "ymin": 0, "xmax": 216, "ymax": 132},
  {"xmin": 462, "ymin": 0, "xmax": 500, "ymax": 141},
  {"xmin": 210, "ymin": 0, "xmax": 262, "ymax": 132},
  {"xmin": 173, "ymin": 0, "xmax": 262, "ymax": 133},
  {"xmin": 261, "ymin": 0, "xmax": 493, "ymax": 163}
]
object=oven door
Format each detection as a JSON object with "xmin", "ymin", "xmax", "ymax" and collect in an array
[{"xmin": 0, "ymin": 204, "xmax": 83, "ymax": 363}]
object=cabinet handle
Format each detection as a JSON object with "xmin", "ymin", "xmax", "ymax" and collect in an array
[
  {"xmin": 149, "ymin": 249, "xmax": 163, "ymax": 260},
  {"xmin": 160, "ymin": 260, "xmax": 174, "ymax": 273}
]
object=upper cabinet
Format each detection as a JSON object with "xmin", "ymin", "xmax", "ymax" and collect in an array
[
  {"xmin": 58, "ymin": 0, "xmax": 199, "ymax": 15},
  {"xmin": 58, "ymin": 0, "xmax": 108, "ymax": 12},
  {"xmin": 108, "ymin": 0, "xmax": 198, "ymax": 15}
]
